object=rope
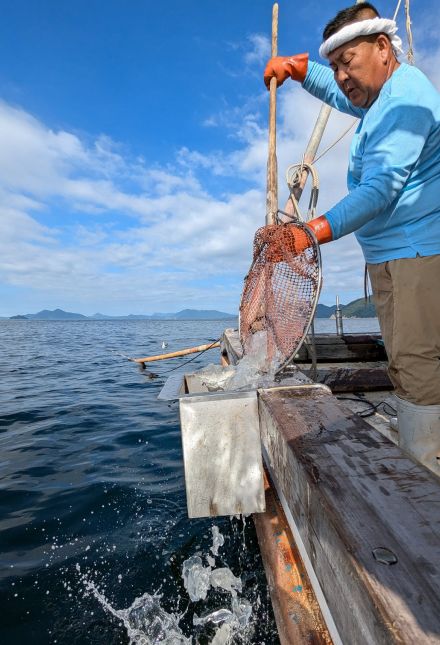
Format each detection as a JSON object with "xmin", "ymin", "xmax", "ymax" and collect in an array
[
  {"xmin": 307, "ymin": 320, "xmax": 318, "ymax": 382},
  {"xmin": 337, "ymin": 394, "xmax": 397, "ymax": 418},
  {"xmin": 283, "ymin": 118, "xmax": 358, "ymax": 222},
  {"xmin": 393, "ymin": 0, "xmax": 414, "ymax": 63},
  {"xmin": 404, "ymin": 0, "xmax": 414, "ymax": 64},
  {"xmin": 111, "ymin": 338, "xmax": 222, "ymax": 377},
  {"xmin": 284, "ymin": 159, "xmax": 320, "ymax": 222},
  {"xmin": 154, "ymin": 338, "xmax": 222, "ymax": 375},
  {"xmin": 392, "ymin": 0, "xmax": 402, "ymax": 22},
  {"xmin": 314, "ymin": 119, "xmax": 358, "ymax": 163}
]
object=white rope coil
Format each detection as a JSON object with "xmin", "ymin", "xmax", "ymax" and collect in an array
[
  {"xmin": 393, "ymin": 0, "xmax": 414, "ymax": 64},
  {"xmin": 319, "ymin": 17, "xmax": 403, "ymax": 59},
  {"xmin": 283, "ymin": 160, "xmax": 320, "ymax": 223}
]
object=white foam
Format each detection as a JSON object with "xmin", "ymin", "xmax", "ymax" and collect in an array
[
  {"xmin": 182, "ymin": 556, "xmax": 212, "ymax": 602},
  {"xmin": 210, "ymin": 526, "xmax": 225, "ymax": 557},
  {"xmin": 82, "ymin": 576, "xmax": 189, "ymax": 645},
  {"xmin": 210, "ymin": 568, "xmax": 242, "ymax": 596},
  {"xmin": 76, "ymin": 523, "xmax": 253, "ymax": 644}
]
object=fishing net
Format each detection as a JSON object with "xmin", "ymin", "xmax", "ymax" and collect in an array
[{"xmin": 239, "ymin": 221, "xmax": 321, "ymax": 373}]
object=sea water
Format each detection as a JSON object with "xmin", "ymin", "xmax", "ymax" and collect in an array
[{"xmin": 0, "ymin": 318, "xmax": 379, "ymax": 644}]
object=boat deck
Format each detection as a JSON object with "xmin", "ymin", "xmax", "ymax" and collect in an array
[{"xmin": 221, "ymin": 328, "xmax": 440, "ymax": 645}]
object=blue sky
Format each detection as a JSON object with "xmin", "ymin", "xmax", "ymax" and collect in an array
[{"xmin": 0, "ymin": 0, "xmax": 438, "ymax": 316}]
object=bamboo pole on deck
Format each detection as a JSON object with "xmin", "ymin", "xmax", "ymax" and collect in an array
[{"xmin": 133, "ymin": 341, "xmax": 220, "ymax": 364}]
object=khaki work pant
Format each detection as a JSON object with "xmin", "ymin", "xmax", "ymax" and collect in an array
[{"xmin": 367, "ymin": 255, "xmax": 440, "ymax": 406}]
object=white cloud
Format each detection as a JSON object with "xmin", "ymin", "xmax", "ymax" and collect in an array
[
  {"xmin": 2, "ymin": 26, "xmax": 439, "ymax": 315},
  {"xmin": 0, "ymin": 101, "xmax": 264, "ymax": 314},
  {"xmin": 0, "ymin": 90, "xmax": 360, "ymax": 314},
  {"xmin": 244, "ymin": 34, "xmax": 271, "ymax": 66}
]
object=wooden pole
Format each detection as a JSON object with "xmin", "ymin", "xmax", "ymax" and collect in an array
[
  {"xmin": 266, "ymin": 3, "xmax": 279, "ymax": 225},
  {"xmin": 133, "ymin": 341, "xmax": 220, "ymax": 364}
]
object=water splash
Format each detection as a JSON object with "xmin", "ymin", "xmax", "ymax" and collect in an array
[
  {"xmin": 211, "ymin": 623, "xmax": 233, "ymax": 645},
  {"xmin": 231, "ymin": 597, "xmax": 252, "ymax": 628},
  {"xmin": 193, "ymin": 608, "xmax": 234, "ymax": 627},
  {"xmin": 182, "ymin": 527, "xmax": 253, "ymax": 643},
  {"xmin": 193, "ymin": 598, "xmax": 251, "ymax": 630},
  {"xmin": 194, "ymin": 332, "xmax": 291, "ymax": 394},
  {"xmin": 77, "ymin": 524, "xmax": 254, "ymax": 644},
  {"xmin": 210, "ymin": 525, "xmax": 225, "ymax": 557},
  {"xmin": 182, "ymin": 556, "xmax": 211, "ymax": 602},
  {"xmin": 210, "ymin": 568, "xmax": 242, "ymax": 595},
  {"xmin": 80, "ymin": 569, "xmax": 189, "ymax": 645}
]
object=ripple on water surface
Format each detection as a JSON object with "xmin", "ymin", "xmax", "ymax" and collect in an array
[{"xmin": 0, "ymin": 320, "xmax": 279, "ymax": 644}]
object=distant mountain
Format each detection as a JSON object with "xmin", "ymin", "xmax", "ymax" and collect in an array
[
  {"xmin": 25, "ymin": 308, "xmax": 87, "ymax": 320},
  {"xmin": 315, "ymin": 298, "xmax": 376, "ymax": 318},
  {"xmin": 89, "ymin": 309, "xmax": 237, "ymax": 320},
  {"xmin": 90, "ymin": 313, "xmax": 153, "ymax": 319},
  {"xmin": 8, "ymin": 302, "xmax": 375, "ymax": 320},
  {"xmin": 13, "ymin": 308, "xmax": 237, "ymax": 320},
  {"xmin": 339, "ymin": 298, "xmax": 376, "ymax": 318},
  {"xmin": 151, "ymin": 309, "xmax": 236, "ymax": 320},
  {"xmin": 125, "ymin": 314, "xmax": 156, "ymax": 320},
  {"xmin": 315, "ymin": 303, "xmax": 337, "ymax": 318}
]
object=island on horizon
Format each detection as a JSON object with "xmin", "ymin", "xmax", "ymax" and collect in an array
[
  {"xmin": 3, "ymin": 298, "xmax": 377, "ymax": 320},
  {"xmin": 4, "ymin": 308, "xmax": 238, "ymax": 321}
]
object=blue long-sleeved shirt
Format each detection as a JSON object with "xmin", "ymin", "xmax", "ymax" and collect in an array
[{"xmin": 302, "ymin": 62, "xmax": 440, "ymax": 263}]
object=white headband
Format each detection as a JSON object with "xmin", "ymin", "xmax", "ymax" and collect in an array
[{"xmin": 319, "ymin": 17, "xmax": 403, "ymax": 59}]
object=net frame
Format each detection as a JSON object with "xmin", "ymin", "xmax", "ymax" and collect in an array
[{"xmin": 239, "ymin": 217, "xmax": 322, "ymax": 375}]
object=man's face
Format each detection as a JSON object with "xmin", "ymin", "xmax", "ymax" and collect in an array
[{"xmin": 328, "ymin": 36, "xmax": 390, "ymax": 108}]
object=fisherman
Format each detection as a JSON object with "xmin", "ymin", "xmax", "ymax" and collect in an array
[{"xmin": 263, "ymin": 2, "xmax": 440, "ymax": 476}]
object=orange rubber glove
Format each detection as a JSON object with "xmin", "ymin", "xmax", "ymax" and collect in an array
[
  {"xmin": 306, "ymin": 215, "xmax": 333, "ymax": 245},
  {"xmin": 289, "ymin": 215, "xmax": 333, "ymax": 255},
  {"xmin": 264, "ymin": 53, "xmax": 309, "ymax": 89},
  {"xmin": 264, "ymin": 217, "xmax": 333, "ymax": 262}
]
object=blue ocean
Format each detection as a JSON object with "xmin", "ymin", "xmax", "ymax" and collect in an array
[{"xmin": 0, "ymin": 318, "xmax": 379, "ymax": 644}]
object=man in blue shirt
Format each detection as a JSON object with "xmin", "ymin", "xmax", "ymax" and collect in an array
[{"xmin": 264, "ymin": 2, "xmax": 440, "ymax": 476}]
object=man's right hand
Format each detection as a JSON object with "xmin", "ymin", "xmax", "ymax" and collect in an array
[{"xmin": 263, "ymin": 53, "xmax": 309, "ymax": 89}]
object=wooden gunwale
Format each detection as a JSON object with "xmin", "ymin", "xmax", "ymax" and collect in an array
[
  {"xmin": 254, "ymin": 468, "xmax": 334, "ymax": 644},
  {"xmin": 221, "ymin": 328, "xmax": 440, "ymax": 645}
]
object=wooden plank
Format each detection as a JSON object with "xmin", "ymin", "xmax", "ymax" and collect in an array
[
  {"xmin": 304, "ymin": 333, "xmax": 382, "ymax": 345},
  {"xmin": 254, "ymin": 469, "xmax": 333, "ymax": 645},
  {"xmin": 295, "ymin": 333, "xmax": 387, "ymax": 363},
  {"xmin": 221, "ymin": 329, "xmax": 387, "ymax": 364},
  {"xmin": 258, "ymin": 386, "xmax": 440, "ymax": 644},
  {"xmin": 301, "ymin": 365, "xmax": 393, "ymax": 392}
]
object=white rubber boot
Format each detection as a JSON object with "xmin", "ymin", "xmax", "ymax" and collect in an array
[
  {"xmin": 385, "ymin": 395, "xmax": 398, "ymax": 436},
  {"xmin": 396, "ymin": 397, "xmax": 440, "ymax": 477}
]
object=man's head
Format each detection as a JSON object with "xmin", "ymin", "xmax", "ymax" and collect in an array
[
  {"xmin": 323, "ymin": 2, "xmax": 380, "ymax": 41},
  {"xmin": 321, "ymin": 3, "xmax": 400, "ymax": 109}
]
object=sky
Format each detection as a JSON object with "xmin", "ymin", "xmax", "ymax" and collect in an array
[{"xmin": 0, "ymin": 0, "xmax": 439, "ymax": 316}]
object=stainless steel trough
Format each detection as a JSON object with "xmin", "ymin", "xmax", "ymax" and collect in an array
[
  {"xmin": 159, "ymin": 371, "xmax": 265, "ymax": 518},
  {"xmin": 158, "ymin": 370, "xmax": 325, "ymax": 520}
]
